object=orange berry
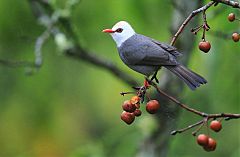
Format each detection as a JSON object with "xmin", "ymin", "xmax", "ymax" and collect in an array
[
  {"xmin": 199, "ymin": 41, "xmax": 211, "ymax": 53},
  {"xmin": 130, "ymin": 96, "xmax": 141, "ymax": 104},
  {"xmin": 146, "ymin": 100, "xmax": 160, "ymax": 114},
  {"xmin": 210, "ymin": 120, "xmax": 222, "ymax": 132},
  {"xmin": 120, "ymin": 111, "xmax": 135, "ymax": 125}
]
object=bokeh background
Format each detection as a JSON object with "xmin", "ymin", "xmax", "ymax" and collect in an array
[{"xmin": 0, "ymin": 0, "xmax": 239, "ymax": 157}]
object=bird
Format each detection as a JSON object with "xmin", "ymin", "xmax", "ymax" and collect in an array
[{"xmin": 102, "ymin": 21, "xmax": 207, "ymax": 90}]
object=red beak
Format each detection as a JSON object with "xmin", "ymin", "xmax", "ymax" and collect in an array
[{"xmin": 102, "ymin": 29, "xmax": 115, "ymax": 33}]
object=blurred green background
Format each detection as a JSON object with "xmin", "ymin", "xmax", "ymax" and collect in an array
[{"xmin": 0, "ymin": 0, "xmax": 239, "ymax": 157}]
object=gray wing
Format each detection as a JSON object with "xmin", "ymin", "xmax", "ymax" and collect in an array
[
  {"xmin": 119, "ymin": 34, "xmax": 179, "ymax": 66},
  {"xmin": 151, "ymin": 39, "xmax": 182, "ymax": 57}
]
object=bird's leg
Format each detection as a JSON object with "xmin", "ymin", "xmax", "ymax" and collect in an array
[{"xmin": 150, "ymin": 70, "xmax": 159, "ymax": 83}]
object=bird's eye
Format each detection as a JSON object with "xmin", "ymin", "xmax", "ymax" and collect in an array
[{"xmin": 115, "ymin": 28, "xmax": 123, "ymax": 33}]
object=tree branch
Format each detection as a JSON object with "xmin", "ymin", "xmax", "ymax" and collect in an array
[
  {"xmin": 170, "ymin": 1, "xmax": 215, "ymax": 46},
  {"xmin": 0, "ymin": 59, "xmax": 36, "ymax": 68},
  {"xmin": 171, "ymin": 0, "xmax": 240, "ymax": 46},
  {"xmin": 65, "ymin": 47, "xmax": 138, "ymax": 86},
  {"xmin": 146, "ymin": 79, "xmax": 240, "ymax": 135},
  {"xmin": 212, "ymin": 0, "xmax": 240, "ymax": 8},
  {"xmin": 170, "ymin": 120, "xmax": 205, "ymax": 135},
  {"xmin": 29, "ymin": 0, "xmax": 138, "ymax": 86},
  {"xmin": 148, "ymin": 79, "xmax": 240, "ymax": 118},
  {"xmin": 34, "ymin": 28, "xmax": 51, "ymax": 67},
  {"xmin": 26, "ymin": 0, "xmax": 240, "ymax": 156}
]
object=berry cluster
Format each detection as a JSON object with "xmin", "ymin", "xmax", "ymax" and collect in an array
[
  {"xmin": 190, "ymin": 11, "xmax": 212, "ymax": 53},
  {"xmin": 196, "ymin": 12, "xmax": 239, "ymax": 53},
  {"xmin": 120, "ymin": 95, "xmax": 160, "ymax": 125},
  {"xmin": 228, "ymin": 13, "xmax": 240, "ymax": 42},
  {"xmin": 196, "ymin": 120, "xmax": 222, "ymax": 152}
]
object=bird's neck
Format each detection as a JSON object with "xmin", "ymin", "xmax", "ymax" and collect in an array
[{"xmin": 112, "ymin": 33, "xmax": 136, "ymax": 47}]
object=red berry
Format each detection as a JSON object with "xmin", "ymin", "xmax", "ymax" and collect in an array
[
  {"xmin": 199, "ymin": 41, "xmax": 211, "ymax": 53},
  {"xmin": 203, "ymin": 137, "xmax": 217, "ymax": 152},
  {"xmin": 232, "ymin": 33, "xmax": 239, "ymax": 42},
  {"xmin": 146, "ymin": 100, "xmax": 160, "ymax": 114},
  {"xmin": 130, "ymin": 96, "xmax": 141, "ymax": 104},
  {"xmin": 228, "ymin": 13, "xmax": 235, "ymax": 22},
  {"xmin": 210, "ymin": 120, "xmax": 222, "ymax": 132},
  {"xmin": 197, "ymin": 134, "xmax": 209, "ymax": 146},
  {"xmin": 120, "ymin": 111, "xmax": 135, "ymax": 125},
  {"xmin": 122, "ymin": 100, "xmax": 136, "ymax": 113},
  {"xmin": 134, "ymin": 109, "xmax": 142, "ymax": 117}
]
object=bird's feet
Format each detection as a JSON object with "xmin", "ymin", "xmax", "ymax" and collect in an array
[{"xmin": 150, "ymin": 70, "xmax": 159, "ymax": 83}]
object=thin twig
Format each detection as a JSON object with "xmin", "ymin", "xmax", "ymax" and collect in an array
[
  {"xmin": 212, "ymin": 0, "xmax": 240, "ymax": 8},
  {"xmin": 191, "ymin": 118, "xmax": 207, "ymax": 136},
  {"xmin": 201, "ymin": 11, "xmax": 210, "ymax": 40},
  {"xmin": 28, "ymin": 0, "xmax": 240, "ymax": 138},
  {"xmin": 171, "ymin": 120, "xmax": 204, "ymax": 135},
  {"xmin": 170, "ymin": 1, "xmax": 215, "ymax": 46},
  {"xmin": 65, "ymin": 47, "xmax": 138, "ymax": 86},
  {"xmin": 29, "ymin": 0, "xmax": 138, "ymax": 86},
  {"xmin": 150, "ymin": 80, "xmax": 208, "ymax": 117},
  {"xmin": 34, "ymin": 29, "xmax": 51, "ymax": 67},
  {"xmin": 144, "ymin": 80, "xmax": 240, "ymax": 134},
  {"xmin": 0, "ymin": 59, "xmax": 36, "ymax": 68},
  {"xmin": 30, "ymin": 0, "xmax": 240, "ymax": 117},
  {"xmin": 120, "ymin": 92, "xmax": 136, "ymax": 96},
  {"xmin": 149, "ymin": 80, "xmax": 240, "ymax": 119}
]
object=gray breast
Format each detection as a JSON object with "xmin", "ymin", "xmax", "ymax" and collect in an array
[{"xmin": 117, "ymin": 34, "xmax": 160, "ymax": 76}]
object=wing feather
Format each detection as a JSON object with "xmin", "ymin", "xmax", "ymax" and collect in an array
[{"xmin": 118, "ymin": 34, "xmax": 179, "ymax": 66}]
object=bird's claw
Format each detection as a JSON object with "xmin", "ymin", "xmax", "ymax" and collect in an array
[{"xmin": 150, "ymin": 70, "xmax": 159, "ymax": 83}]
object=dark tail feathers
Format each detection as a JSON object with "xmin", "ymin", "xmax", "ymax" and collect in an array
[{"xmin": 165, "ymin": 65, "xmax": 207, "ymax": 90}]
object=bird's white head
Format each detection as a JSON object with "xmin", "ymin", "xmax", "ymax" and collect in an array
[{"xmin": 102, "ymin": 21, "xmax": 136, "ymax": 47}]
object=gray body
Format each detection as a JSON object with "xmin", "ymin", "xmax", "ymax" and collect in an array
[{"xmin": 118, "ymin": 34, "xmax": 207, "ymax": 90}]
